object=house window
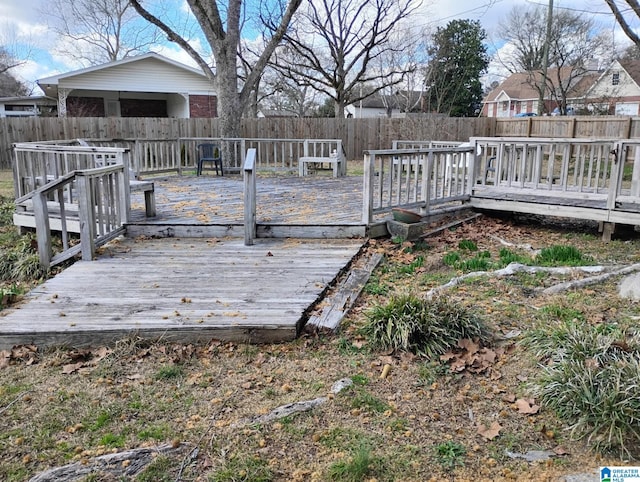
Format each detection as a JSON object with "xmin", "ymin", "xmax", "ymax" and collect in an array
[{"xmin": 612, "ymin": 72, "xmax": 620, "ymax": 86}]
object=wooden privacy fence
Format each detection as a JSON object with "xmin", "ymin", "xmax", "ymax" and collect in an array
[
  {"xmin": 1, "ymin": 116, "xmax": 493, "ymax": 168},
  {"xmin": 5, "ymin": 115, "xmax": 640, "ymax": 169}
]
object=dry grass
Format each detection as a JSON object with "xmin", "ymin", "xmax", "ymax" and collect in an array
[
  {"xmin": 0, "ymin": 170, "xmax": 14, "ymax": 198},
  {"xmin": 2, "ymin": 217, "xmax": 640, "ymax": 481}
]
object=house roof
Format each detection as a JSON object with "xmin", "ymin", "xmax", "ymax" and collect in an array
[
  {"xmin": 484, "ymin": 67, "xmax": 599, "ymax": 103},
  {"xmin": 352, "ymin": 91, "xmax": 424, "ymax": 109},
  {"xmin": 38, "ymin": 53, "xmax": 206, "ymax": 85},
  {"xmin": 0, "ymin": 95, "xmax": 57, "ymax": 104},
  {"xmin": 37, "ymin": 53, "xmax": 214, "ymax": 97}
]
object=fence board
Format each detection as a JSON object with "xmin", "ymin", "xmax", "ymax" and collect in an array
[{"xmin": 2, "ymin": 116, "xmax": 640, "ymax": 169}]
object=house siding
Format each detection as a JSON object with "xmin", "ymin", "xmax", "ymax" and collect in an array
[
  {"xmin": 58, "ymin": 57, "xmax": 215, "ymax": 94},
  {"xmin": 189, "ymin": 95, "xmax": 217, "ymax": 118}
]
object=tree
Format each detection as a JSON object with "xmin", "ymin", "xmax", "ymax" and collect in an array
[
  {"xmin": 271, "ymin": 0, "xmax": 418, "ymax": 118},
  {"xmin": 604, "ymin": 0, "xmax": 640, "ymax": 49},
  {"xmin": 130, "ymin": 0, "xmax": 302, "ymax": 139},
  {"xmin": 425, "ymin": 19, "xmax": 489, "ymax": 117},
  {"xmin": 42, "ymin": 0, "xmax": 162, "ymax": 66},
  {"xmin": 496, "ymin": 5, "xmax": 611, "ymax": 115},
  {"xmin": 0, "ymin": 47, "xmax": 29, "ymax": 96}
]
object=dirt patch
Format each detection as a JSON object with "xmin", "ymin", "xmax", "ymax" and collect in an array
[{"xmin": 2, "ymin": 215, "xmax": 639, "ymax": 481}]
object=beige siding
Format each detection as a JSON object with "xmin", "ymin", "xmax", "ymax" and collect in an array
[
  {"xmin": 59, "ymin": 58, "xmax": 215, "ymax": 94},
  {"xmin": 589, "ymin": 62, "xmax": 640, "ymax": 99}
]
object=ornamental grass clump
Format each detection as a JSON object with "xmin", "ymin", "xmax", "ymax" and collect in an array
[
  {"xmin": 526, "ymin": 323, "xmax": 640, "ymax": 456},
  {"xmin": 361, "ymin": 294, "xmax": 491, "ymax": 359}
]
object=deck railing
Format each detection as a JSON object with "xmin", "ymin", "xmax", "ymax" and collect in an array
[
  {"xmin": 19, "ymin": 163, "xmax": 129, "ymax": 269},
  {"xmin": 12, "ymin": 143, "xmax": 132, "ymax": 268},
  {"xmin": 15, "ymin": 138, "xmax": 346, "ymax": 177},
  {"xmin": 178, "ymin": 137, "xmax": 344, "ymax": 173},
  {"xmin": 471, "ymin": 137, "xmax": 617, "ymax": 197},
  {"xmin": 362, "ymin": 145, "xmax": 475, "ymax": 224}
]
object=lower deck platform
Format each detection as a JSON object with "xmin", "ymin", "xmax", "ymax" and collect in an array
[{"xmin": 0, "ymin": 237, "xmax": 364, "ymax": 349}]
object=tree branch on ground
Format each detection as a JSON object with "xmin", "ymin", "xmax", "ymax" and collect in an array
[
  {"xmin": 424, "ymin": 262, "xmax": 640, "ymax": 299},
  {"xmin": 28, "ymin": 443, "xmax": 183, "ymax": 482}
]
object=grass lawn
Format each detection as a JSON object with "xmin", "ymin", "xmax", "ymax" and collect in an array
[{"xmin": 2, "ymin": 213, "xmax": 640, "ymax": 481}]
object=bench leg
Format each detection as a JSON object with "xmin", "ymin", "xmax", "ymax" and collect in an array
[{"xmin": 144, "ymin": 189, "xmax": 156, "ymax": 217}]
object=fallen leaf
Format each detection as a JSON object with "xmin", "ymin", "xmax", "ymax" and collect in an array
[
  {"xmin": 553, "ymin": 445, "xmax": 570, "ymax": 456},
  {"xmin": 0, "ymin": 350, "xmax": 11, "ymax": 369},
  {"xmin": 515, "ymin": 398, "xmax": 540, "ymax": 414},
  {"xmin": 477, "ymin": 421, "xmax": 502, "ymax": 440},
  {"xmin": 62, "ymin": 362, "xmax": 85, "ymax": 374}
]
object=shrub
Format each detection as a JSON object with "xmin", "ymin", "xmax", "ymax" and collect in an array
[
  {"xmin": 526, "ymin": 322, "xmax": 640, "ymax": 456},
  {"xmin": 361, "ymin": 294, "xmax": 491, "ymax": 358}
]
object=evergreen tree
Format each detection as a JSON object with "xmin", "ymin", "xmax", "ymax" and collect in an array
[{"xmin": 425, "ymin": 20, "xmax": 489, "ymax": 117}]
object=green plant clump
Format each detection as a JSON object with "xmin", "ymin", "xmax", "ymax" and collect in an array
[
  {"xmin": 535, "ymin": 245, "xmax": 591, "ymax": 266},
  {"xmin": 327, "ymin": 443, "xmax": 377, "ymax": 482},
  {"xmin": 434, "ymin": 440, "xmax": 466, "ymax": 469},
  {"xmin": 361, "ymin": 294, "xmax": 491, "ymax": 358},
  {"xmin": 527, "ymin": 322, "xmax": 640, "ymax": 456}
]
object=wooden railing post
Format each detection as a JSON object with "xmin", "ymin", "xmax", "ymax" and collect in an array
[
  {"xmin": 121, "ymin": 152, "xmax": 131, "ymax": 223},
  {"xmin": 32, "ymin": 192, "xmax": 52, "ymax": 270},
  {"xmin": 362, "ymin": 152, "xmax": 374, "ymax": 224},
  {"xmin": 243, "ymin": 149, "xmax": 257, "ymax": 246},
  {"xmin": 76, "ymin": 173, "xmax": 96, "ymax": 261}
]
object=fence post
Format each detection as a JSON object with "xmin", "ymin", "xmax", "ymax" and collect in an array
[
  {"xmin": 76, "ymin": 172, "xmax": 96, "ymax": 261},
  {"xmin": 243, "ymin": 148, "xmax": 257, "ymax": 246}
]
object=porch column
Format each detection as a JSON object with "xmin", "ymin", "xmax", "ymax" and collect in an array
[{"xmin": 58, "ymin": 88, "xmax": 69, "ymax": 117}]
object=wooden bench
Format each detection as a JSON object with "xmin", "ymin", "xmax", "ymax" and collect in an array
[
  {"xmin": 298, "ymin": 155, "xmax": 346, "ymax": 177},
  {"xmin": 129, "ymin": 180, "xmax": 156, "ymax": 217}
]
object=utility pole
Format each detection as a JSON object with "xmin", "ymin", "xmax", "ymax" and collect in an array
[{"xmin": 538, "ymin": 0, "xmax": 554, "ymax": 116}]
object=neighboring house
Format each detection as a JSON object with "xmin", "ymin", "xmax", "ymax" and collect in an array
[
  {"xmin": 584, "ymin": 59, "xmax": 640, "ymax": 115},
  {"xmin": 37, "ymin": 53, "xmax": 217, "ymax": 118},
  {"xmin": 482, "ymin": 68, "xmax": 599, "ymax": 117},
  {"xmin": 0, "ymin": 96, "xmax": 57, "ymax": 118},
  {"xmin": 346, "ymin": 91, "xmax": 425, "ymax": 118}
]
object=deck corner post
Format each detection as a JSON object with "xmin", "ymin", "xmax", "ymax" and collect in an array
[
  {"xmin": 76, "ymin": 173, "xmax": 96, "ymax": 261},
  {"xmin": 121, "ymin": 152, "xmax": 132, "ymax": 223},
  {"xmin": 32, "ymin": 192, "xmax": 52, "ymax": 270},
  {"xmin": 243, "ymin": 149, "xmax": 257, "ymax": 246},
  {"xmin": 362, "ymin": 152, "xmax": 374, "ymax": 224}
]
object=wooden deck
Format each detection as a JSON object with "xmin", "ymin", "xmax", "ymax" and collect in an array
[
  {"xmin": 0, "ymin": 237, "xmax": 365, "ymax": 349},
  {"xmin": 126, "ymin": 173, "xmax": 370, "ymax": 238}
]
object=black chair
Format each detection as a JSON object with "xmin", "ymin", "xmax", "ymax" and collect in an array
[{"xmin": 196, "ymin": 143, "xmax": 223, "ymax": 176}]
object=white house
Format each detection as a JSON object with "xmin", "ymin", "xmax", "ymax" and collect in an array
[
  {"xmin": 584, "ymin": 59, "xmax": 640, "ymax": 115},
  {"xmin": 0, "ymin": 96, "xmax": 57, "ymax": 118},
  {"xmin": 37, "ymin": 53, "xmax": 217, "ymax": 118}
]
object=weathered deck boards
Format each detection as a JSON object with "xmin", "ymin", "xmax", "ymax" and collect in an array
[
  {"xmin": 0, "ymin": 237, "xmax": 364, "ymax": 349},
  {"xmin": 126, "ymin": 174, "xmax": 369, "ymax": 239}
]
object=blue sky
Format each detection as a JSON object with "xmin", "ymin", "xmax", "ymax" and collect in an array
[{"xmin": 0, "ymin": 0, "xmax": 635, "ymax": 95}]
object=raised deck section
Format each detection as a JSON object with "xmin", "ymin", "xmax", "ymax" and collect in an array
[{"xmin": 0, "ymin": 237, "xmax": 364, "ymax": 349}]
